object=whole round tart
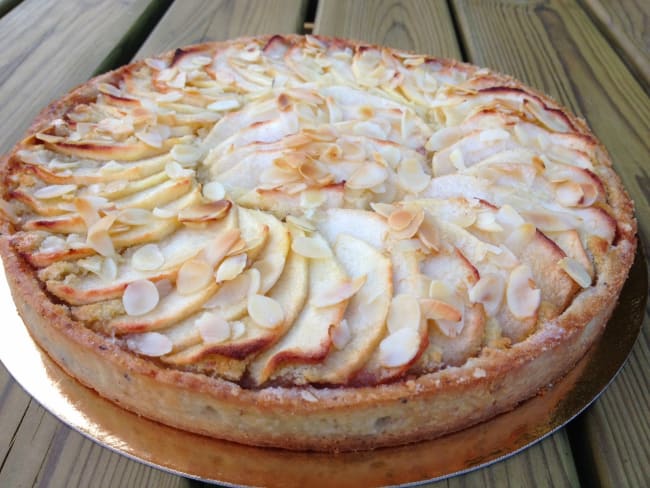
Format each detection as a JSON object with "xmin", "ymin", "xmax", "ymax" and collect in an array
[{"xmin": 0, "ymin": 35, "xmax": 636, "ymax": 452}]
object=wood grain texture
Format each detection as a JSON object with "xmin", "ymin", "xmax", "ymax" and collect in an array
[
  {"xmin": 0, "ymin": 0, "xmax": 166, "ymax": 155},
  {"xmin": 136, "ymin": 0, "xmax": 309, "ymax": 58},
  {"xmin": 453, "ymin": 1, "xmax": 650, "ymax": 486},
  {"xmin": 314, "ymin": 0, "xmax": 461, "ymax": 58},
  {"xmin": 581, "ymin": 0, "xmax": 649, "ymax": 86}
]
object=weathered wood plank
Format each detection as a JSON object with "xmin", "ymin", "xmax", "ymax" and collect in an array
[
  {"xmin": 314, "ymin": 0, "xmax": 461, "ymax": 58},
  {"xmin": 0, "ymin": 0, "xmax": 169, "ymax": 155},
  {"xmin": 581, "ymin": 0, "xmax": 649, "ymax": 86},
  {"xmin": 137, "ymin": 0, "xmax": 309, "ymax": 58},
  {"xmin": 452, "ymin": 1, "xmax": 650, "ymax": 486}
]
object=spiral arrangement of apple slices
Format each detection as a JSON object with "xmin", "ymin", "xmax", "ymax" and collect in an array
[{"xmin": 3, "ymin": 35, "xmax": 621, "ymax": 388}]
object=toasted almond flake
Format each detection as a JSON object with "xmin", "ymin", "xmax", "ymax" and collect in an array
[
  {"xmin": 521, "ymin": 209, "xmax": 580, "ymax": 232},
  {"xmin": 77, "ymin": 256, "xmax": 103, "ymax": 275},
  {"xmin": 506, "ymin": 265, "xmax": 541, "ymax": 319},
  {"xmin": 135, "ymin": 130, "xmax": 163, "ymax": 148},
  {"xmin": 165, "ymin": 161, "xmax": 195, "ymax": 179},
  {"xmin": 248, "ymin": 294, "xmax": 284, "ymax": 329},
  {"xmin": 388, "ymin": 208, "xmax": 417, "ymax": 231},
  {"xmin": 474, "ymin": 212, "xmax": 503, "ymax": 232},
  {"xmin": 468, "ymin": 273, "xmax": 505, "ymax": 316},
  {"xmin": 555, "ymin": 181, "xmax": 584, "ymax": 207},
  {"xmin": 312, "ymin": 275, "xmax": 366, "ymax": 307},
  {"xmin": 178, "ymin": 200, "xmax": 231, "ymax": 223},
  {"xmin": 116, "ymin": 208, "xmax": 152, "ymax": 226},
  {"xmin": 196, "ymin": 312, "xmax": 231, "ymax": 343},
  {"xmin": 418, "ymin": 215, "xmax": 440, "ymax": 251},
  {"xmin": 496, "ymin": 204, "xmax": 525, "ymax": 229},
  {"xmin": 200, "ymin": 228, "xmax": 241, "ymax": 267},
  {"xmin": 505, "ymin": 223, "xmax": 536, "ymax": 253},
  {"xmin": 74, "ymin": 197, "xmax": 101, "ymax": 228},
  {"xmin": 387, "ymin": 294, "xmax": 421, "ymax": 333},
  {"xmin": 177, "ymin": 258, "xmax": 213, "ymax": 295},
  {"xmin": 86, "ymin": 214, "xmax": 117, "ymax": 256},
  {"xmin": 204, "ymin": 271, "xmax": 251, "ymax": 309},
  {"xmin": 390, "ymin": 207, "xmax": 425, "ymax": 240},
  {"xmin": 397, "ymin": 158, "xmax": 430, "ymax": 193},
  {"xmin": 123, "ymin": 279, "xmax": 160, "ymax": 316},
  {"xmin": 40, "ymin": 235, "xmax": 67, "ymax": 253},
  {"xmin": 331, "ymin": 319, "xmax": 352, "ymax": 350},
  {"xmin": 346, "ymin": 163, "xmax": 388, "ymax": 190},
  {"xmin": 215, "ymin": 253, "xmax": 247, "ymax": 282},
  {"xmin": 370, "ymin": 202, "xmax": 396, "ymax": 218},
  {"xmin": 33, "ymin": 184, "xmax": 77, "ymax": 199},
  {"xmin": 420, "ymin": 298, "xmax": 462, "ymax": 322},
  {"xmin": 132, "ymin": 244, "xmax": 165, "ymax": 271},
  {"xmin": 145, "ymin": 58, "xmax": 168, "ymax": 70},
  {"xmin": 378, "ymin": 328, "xmax": 420, "ymax": 368},
  {"xmin": 168, "ymin": 71, "xmax": 187, "ymax": 89},
  {"xmin": 291, "ymin": 234, "xmax": 332, "ymax": 259},
  {"xmin": 202, "ymin": 181, "xmax": 225, "ymax": 201},
  {"xmin": 126, "ymin": 332, "xmax": 172, "ymax": 357},
  {"xmin": 301, "ymin": 390, "xmax": 318, "ymax": 402},
  {"xmin": 171, "ymin": 144, "xmax": 203, "ymax": 165},
  {"xmin": 558, "ymin": 257, "xmax": 592, "ymax": 288},
  {"xmin": 207, "ymin": 99, "xmax": 241, "ymax": 111}
]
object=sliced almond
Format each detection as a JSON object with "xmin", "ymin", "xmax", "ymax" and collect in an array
[
  {"xmin": 474, "ymin": 212, "xmax": 503, "ymax": 233},
  {"xmin": 178, "ymin": 200, "xmax": 231, "ymax": 223},
  {"xmin": 506, "ymin": 264, "xmax": 541, "ymax": 319},
  {"xmin": 132, "ymin": 243, "xmax": 165, "ymax": 271},
  {"xmin": 387, "ymin": 294, "xmax": 421, "ymax": 333},
  {"xmin": 331, "ymin": 318, "xmax": 352, "ymax": 350},
  {"xmin": 215, "ymin": 253, "xmax": 247, "ymax": 282},
  {"xmin": 116, "ymin": 208, "xmax": 152, "ymax": 226},
  {"xmin": 495, "ymin": 204, "xmax": 525, "ymax": 230},
  {"xmin": 505, "ymin": 223, "xmax": 536, "ymax": 253},
  {"xmin": 378, "ymin": 328, "xmax": 420, "ymax": 368},
  {"xmin": 346, "ymin": 163, "xmax": 388, "ymax": 190},
  {"xmin": 390, "ymin": 206, "xmax": 424, "ymax": 240},
  {"xmin": 165, "ymin": 161, "xmax": 195, "ymax": 179},
  {"xmin": 86, "ymin": 214, "xmax": 117, "ymax": 256},
  {"xmin": 207, "ymin": 99, "xmax": 241, "ymax": 111},
  {"xmin": 558, "ymin": 257, "xmax": 592, "ymax": 288},
  {"xmin": 429, "ymin": 280, "xmax": 453, "ymax": 301},
  {"xmin": 397, "ymin": 158, "xmax": 430, "ymax": 193},
  {"xmin": 311, "ymin": 275, "xmax": 366, "ymax": 307},
  {"xmin": 202, "ymin": 181, "xmax": 226, "ymax": 201},
  {"xmin": 177, "ymin": 258, "xmax": 213, "ymax": 295},
  {"xmin": 126, "ymin": 332, "xmax": 172, "ymax": 357},
  {"xmin": 171, "ymin": 144, "xmax": 203, "ymax": 166},
  {"xmin": 33, "ymin": 184, "xmax": 77, "ymax": 199},
  {"xmin": 203, "ymin": 270, "xmax": 251, "ymax": 309},
  {"xmin": 196, "ymin": 311, "xmax": 231, "ymax": 344},
  {"xmin": 291, "ymin": 234, "xmax": 332, "ymax": 259},
  {"xmin": 418, "ymin": 215, "xmax": 440, "ymax": 251},
  {"xmin": 123, "ymin": 279, "xmax": 160, "ymax": 316},
  {"xmin": 420, "ymin": 298, "xmax": 462, "ymax": 322},
  {"xmin": 468, "ymin": 273, "xmax": 505, "ymax": 316},
  {"xmin": 247, "ymin": 294, "xmax": 284, "ymax": 329},
  {"xmin": 231, "ymin": 320, "xmax": 246, "ymax": 339},
  {"xmin": 555, "ymin": 181, "xmax": 584, "ymax": 207}
]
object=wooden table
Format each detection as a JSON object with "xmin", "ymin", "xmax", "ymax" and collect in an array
[{"xmin": 0, "ymin": 1, "xmax": 647, "ymax": 486}]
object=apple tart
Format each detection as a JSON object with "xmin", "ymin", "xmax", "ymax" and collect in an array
[{"xmin": 0, "ymin": 35, "xmax": 636, "ymax": 451}]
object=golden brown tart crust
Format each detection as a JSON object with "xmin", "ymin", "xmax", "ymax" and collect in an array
[{"xmin": 0, "ymin": 35, "xmax": 636, "ymax": 451}]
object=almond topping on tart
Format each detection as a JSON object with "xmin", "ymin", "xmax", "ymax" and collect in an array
[
  {"xmin": 311, "ymin": 275, "xmax": 367, "ymax": 307},
  {"xmin": 125, "ymin": 332, "xmax": 172, "ymax": 357},
  {"xmin": 131, "ymin": 243, "xmax": 165, "ymax": 271},
  {"xmin": 506, "ymin": 264, "xmax": 541, "ymax": 319},
  {"xmin": 379, "ymin": 327, "xmax": 421, "ymax": 367},
  {"xmin": 123, "ymin": 279, "xmax": 160, "ymax": 316},
  {"xmin": 558, "ymin": 257, "xmax": 592, "ymax": 288},
  {"xmin": 387, "ymin": 294, "xmax": 421, "ymax": 333},
  {"xmin": 468, "ymin": 273, "xmax": 505, "ymax": 316},
  {"xmin": 202, "ymin": 181, "xmax": 226, "ymax": 201},
  {"xmin": 330, "ymin": 318, "xmax": 352, "ymax": 350},
  {"xmin": 196, "ymin": 311, "xmax": 231, "ymax": 343},
  {"xmin": 178, "ymin": 200, "xmax": 231, "ymax": 223},
  {"xmin": 247, "ymin": 294, "xmax": 285, "ymax": 329},
  {"xmin": 177, "ymin": 258, "xmax": 213, "ymax": 295},
  {"xmin": 420, "ymin": 298, "xmax": 463, "ymax": 322},
  {"xmin": 215, "ymin": 253, "xmax": 247, "ymax": 282},
  {"xmin": 291, "ymin": 234, "xmax": 333, "ymax": 259}
]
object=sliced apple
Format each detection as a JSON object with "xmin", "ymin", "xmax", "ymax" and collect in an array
[
  {"xmin": 247, "ymin": 240, "xmax": 349, "ymax": 386},
  {"xmin": 162, "ymin": 249, "xmax": 308, "ymax": 365},
  {"xmin": 114, "ymin": 176, "xmax": 193, "ymax": 210},
  {"xmin": 281, "ymin": 234, "xmax": 392, "ymax": 384},
  {"xmin": 317, "ymin": 208, "xmax": 388, "ymax": 249}
]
